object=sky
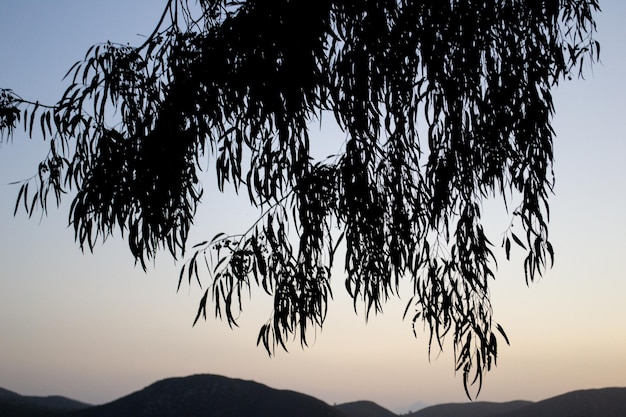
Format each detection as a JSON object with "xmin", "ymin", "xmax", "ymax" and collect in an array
[{"xmin": 0, "ymin": 1, "xmax": 625, "ymax": 413}]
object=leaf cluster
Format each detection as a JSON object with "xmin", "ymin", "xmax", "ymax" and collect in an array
[{"xmin": 0, "ymin": 0, "xmax": 600, "ymax": 397}]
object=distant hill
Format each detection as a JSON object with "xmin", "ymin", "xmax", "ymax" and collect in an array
[
  {"xmin": 410, "ymin": 400, "xmax": 532, "ymax": 417},
  {"xmin": 410, "ymin": 387, "xmax": 626, "ymax": 417},
  {"xmin": 335, "ymin": 400, "xmax": 397, "ymax": 417},
  {"xmin": 499, "ymin": 387, "xmax": 626, "ymax": 417},
  {"xmin": 0, "ymin": 386, "xmax": 90, "ymax": 417},
  {"xmin": 64, "ymin": 374, "xmax": 345, "ymax": 417}
]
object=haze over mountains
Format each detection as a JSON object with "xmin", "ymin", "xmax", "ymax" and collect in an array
[{"xmin": 2, "ymin": 374, "xmax": 625, "ymax": 417}]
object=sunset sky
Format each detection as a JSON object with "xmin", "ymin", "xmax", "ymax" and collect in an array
[{"xmin": 1, "ymin": 1, "xmax": 625, "ymax": 413}]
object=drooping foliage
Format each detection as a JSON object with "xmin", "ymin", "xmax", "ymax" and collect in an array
[{"xmin": 0, "ymin": 0, "xmax": 599, "ymax": 395}]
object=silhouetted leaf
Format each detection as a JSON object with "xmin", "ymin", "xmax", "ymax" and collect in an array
[
  {"xmin": 193, "ymin": 288, "xmax": 210, "ymax": 326},
  {"xmin": 511, "ymin": 233, "xmax": 527, "ymax": 250}
]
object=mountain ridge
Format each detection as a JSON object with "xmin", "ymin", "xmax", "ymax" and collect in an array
[
  {"xmin": 335, "ymin": 400, "xmax": 397, "ymax": 417},
  {"xmin": 0, "ymin": 387, "xmax": 90, "ymax": 417},
  {"xmin": 63, "ymin": 374, "xmax": 344, "ymax": 417},
  {"xmin": 493, "ymin": 387, "xmax": 626, "ymax": 417},
  {"xmin": 2, "ymin": 375, "xmax": 625, "ymax": 417},
  {"xmin": 408, "ymin": 400, "xmax": 533, "ymax": 417}
]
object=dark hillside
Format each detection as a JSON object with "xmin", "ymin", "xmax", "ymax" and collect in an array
[
  {"xmin": 410, "ymin": 387, "xmax": 626, "ymax": 417},
  {"xmin": 0, "ymin": 387, "xmax": 90, "ymax": 417},
  {"xmin": 0, "ymin": 387, "xmax": 20, "ymax": 398},
  {"xmin": 335, "ymin": 400, "xmax": 397, "ymax": 417},
  {"xmin": 66, "ymin": 374, "xmax": 345, "ymax": 417},
  {"xmin": 410, "ymin": 401, "xmax": 531, "ymax": 417},
  {"xmin": 499, "ymin": 387, "xmax": 626, "ymax": 417}
]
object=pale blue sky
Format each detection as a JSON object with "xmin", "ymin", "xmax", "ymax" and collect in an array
[{"xmin": 0, "ymin": 1, "xmax": 625, "ymax": 412}]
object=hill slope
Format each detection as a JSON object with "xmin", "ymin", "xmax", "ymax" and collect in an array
[
  {"xmin": 335, "ymin": 400, "xmax": 397, "ymax": 417},
  {"xmin": 499, "ymin": 387, "xmax": 626, "ymax": 417},
  {"xmin": 66, "ymin": 374, "xmax": 345, "ymax": 417},
  {"xmin": 410, "ymin": 387, "xmax": 626, "ymax": 417},
  {"xmin": 0, "ymin": 387, "xmax": 90, "ymax": 417},
  {"xmin": 410, "ymin": 400, "xmax": 531, "ymax": 417}
]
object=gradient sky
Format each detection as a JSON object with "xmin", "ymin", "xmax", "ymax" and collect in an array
[{"xmin": 1, "ymin": 1, "xmax": 625, "ymax": 413}]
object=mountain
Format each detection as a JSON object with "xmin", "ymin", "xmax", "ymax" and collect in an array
[
  {"xmin": 0, "ymin": 387, "xmax": 20, "ymax": 399},
  {"xmin": 64, "ymin": 374, "xmax": 345, "ymax": 417},
  {"xmin": 0, "ymin": 386, "xmax": 90, "ymax": 417},
  {"xmin": 499, "ymin": 387, "xmax": 626, "ymax": 417},
  {"xmin": 335, "ymin": 400, "xmax": 397, "ymax": 417},
  {"xmin": 409, "ymin": 400, "xmax": 532, "ymax": 417},
  {"xmin": 3, "ymin": 376, "xmax": 625, "ymax": 417},
  {"xmin": 410, "ymin": 387, "xmax": 626, "ymax": 417}
]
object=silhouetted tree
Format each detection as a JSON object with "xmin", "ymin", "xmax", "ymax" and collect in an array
[{"xmin": 0, "ymin": 0, "xmax": 599, "ymax": 395}]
